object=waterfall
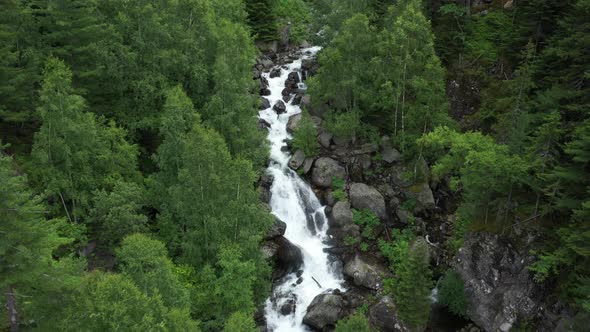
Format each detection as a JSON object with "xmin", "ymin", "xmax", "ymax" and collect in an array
[{"xmin": 259, "ymin": 47, "xmax": 345, "ymax": 332}]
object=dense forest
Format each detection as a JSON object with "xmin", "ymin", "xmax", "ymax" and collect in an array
[{"xmin": 1, "ymin": 0, "xmax": 588, "ymax": 331}]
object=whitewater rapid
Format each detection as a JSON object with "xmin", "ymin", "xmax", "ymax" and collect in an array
[{"xmin": 260, "ymin": 47, "xmax": 345, "ymax": 332}]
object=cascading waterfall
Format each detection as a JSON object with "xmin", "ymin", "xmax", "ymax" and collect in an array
[{"xmin": 260, "ymin": 47, "xmax": 345, "ymax": 332}]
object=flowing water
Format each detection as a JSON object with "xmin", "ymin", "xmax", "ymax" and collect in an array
[{"xmin": 259, "ymin": 47, "xmax": 345, "ymax": 332}]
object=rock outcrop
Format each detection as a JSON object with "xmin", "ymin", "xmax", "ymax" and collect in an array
[
  {"xmin": 349, "ymin": 183, "xmax": 387, "ymax": 220},
  {"xmin": 311, "ymin": 157, "xmax": 345, "ymax": 188},
  {"xmin": 287, "ymin": 113, "xmax": 302, "ymax": 133},
  {"xmin": 329, "ymin": 201, "xmax": 353, "ymax": 228},
  {"xmin": 368, "ymin": 296, "xmax": 408, "ymax": 332},
  {"xmin": 454, "ymin": 232, "xmax": 542, "ymax": 332},
  {"xmin": 343, "ymin": 254, "xmax": 387, "ymax": 290},
  {"xmin": 303, "ymin": 292, "xmax": 345, "ymax": 330},
  {"xmin": 273, "ymin": 100, "xmax": 287, "ymax": 114},
  {"xmin": 289, "ymin": 150, "xmax": 305, "ymax": 170}
]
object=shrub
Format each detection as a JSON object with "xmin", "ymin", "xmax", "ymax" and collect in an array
[
  {"xmin": 334, "ymin": 312, "xmax": 372, "ymax": 332},
  {"xmin": 438, "ymin": 270, "xmax": 467, "ymax": 317},
  {"xmin": 352, "ymin": 209, "xmax": 380, "ymax": 240},
  {"xmin": 292, "ymin": 110, "xmax": 319, "ymax": 157}
]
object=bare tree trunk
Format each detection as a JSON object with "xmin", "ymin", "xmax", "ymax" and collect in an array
[{"xmin": 5, "ymin": 286, "xmax": 18, "ymax": 332}]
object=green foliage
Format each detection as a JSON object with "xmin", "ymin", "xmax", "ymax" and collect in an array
[
  {"xmin": 192, "ymin": 246, "xmax": 260, "ymax": 331},
  {"xmin": 245, "ymin": 0, "xmax": 277, "ymax": 41},
  {"xmin": 292, "ymin": 110, "xmax": 319, "ymax": 157},
  {"xmin": 117, "ymin": 234, "xmax": 191, "ymax": 311},
  {"xmin": 379, "ymin": 228, "xmax": 416, "ymax": 271},
  {"xmin": 205, "ymin": 19, "xmax": 267, "ymax": 166},
  {"xmin": 0, "ymin": 149, "xmax": 85, "ymax": 329},
  {"xmin": 438, "ymin": 270, "xmax": 468, "ymax": 317},
  {"xmin": 311, "ymin": 0, "xmax": 451, "ymax": 152},
  {"xmin": 272, "ymin": 0, "xmax": 312, "ymax": 44},
  {"xmin": 89, "ymin": 181, "xmax": 147, "ymax": 246},
  {"xmin": 419, "ymin": 127, "xmax": 527, "ymax": 223},
  {"xmin": 334, "ymin": 311, "xmax": 373, "ymax": 332},
  {"xmin": 392, "ymin": 239, "xmax": 432, "ymax": 328},
  {"xmin": 332, "ymin": 175, "xmax": 348, "ymax": 201},
  {"xmin": 223, "ymin": 311, "xmax": 257, "ymax": 332},
  {"xmin": 152, "ymin": 87, "xmax": 272, "ymax": 269},
  {"xmin": 353, "ymin": 209, "xmax": 381, "ymax": 240},
  {"xmin": 57, "ymin": 272, "xmax": 200, "ymax": 332}
]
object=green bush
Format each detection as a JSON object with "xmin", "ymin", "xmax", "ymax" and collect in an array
[
  {"xmin": 438, "ymin": 270, "xmax": 467, "ymax": 317},
  {"xmin": 292, "ymin": 110, "xmax": 319, "ymax": 157},
  {"xmin": 334, "ymin": 312, "xmax": 373, "ymax": 332},
  {"xmin": 272, "ymin": 0, "xmax": 311, "ymax": 44},
  {"xmin": 332, "ymin": 177, "xmax": 346, "ymax": 201},
  {"xmin": 353, "ymin": 209, "xmax": 380, "ymax": 240}
]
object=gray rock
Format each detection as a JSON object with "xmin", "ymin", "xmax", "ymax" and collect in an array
[
  {"xmin": 302, "ymin": 158, "xmax": 314, "ymax": 174},
  {"xmin": 406, "ymin": 183, "xmax": 435, "ymax": 212},
  {"xmin": 311, "ymin": 116, "xmax": 322, "ymax": 128},
  {"xmin": 287, "ymin": 113, "xmax": 302, "ymax": 133},
  {"xmin": 292, "ymin": 94, "xmax": 303, "ymax": 105},
  {"xmin": 288, "ymin": 71, "xmax": 301, "ymax": 83},
  {"xmin": 258, "ymin": 118, "xmax": 271, "ymax": 131},
  {"xmin": 396, "ymin": 208, "xmax": 414, "ymax": 224},
  {"xmin": 260, "ymin": 58, "xmax": 274, "ymax": 70},
  {"xmin": 349, "ymin": 183, "xmax": 387, "ymax": 220},
  {"xmin": 289, "ymin": 150, "xmax": 306, "ymax": 170},
  {"xmin": 302, "ymin": 293, "xmax": 345, "ymax": 330},
  {"xmin": 381, "ymin": 136, "xmax": 402, "ymax": 163},
  {"xmin": 369, "ymin": 296, "xmax": 409, "ymax": 332},
  {"xmin": 300, "ymin": 95, "xmax": 311, "ymax": 110},
  {"xmin": 319, "ymin": 131, "xmax": 333, "ymax": 148},
  {"xmin": 265, "ymin": 219, "xmax": 287, "ymax": 240},
  {"xmin": 311, "ymin": 157, "xmax": 345, "ymax": 188},
  {"xmin": 343, "ymin": 254, "xmax": 386, "ymax": 290},
  {"xmin": 270, "ymin": 67, "xmax": 282, "ymax": 78},
  {"xmin": 329, "ymin": 201, "xmax": 353, "ymax": 227},
  {"xmin": 259, "ymin": 97, "xmax": 271, "ymax": 110},
  {"xmin": 454, "ymin": 233, "xmax": 541, "ymax": 332},
  {"xmin": 274, "ymin": 237, "xmax": 304, "ymax": 278},
  {"xmin": 273, "ymin": 100, "xmax": 287, "ymax": 114},
  {"xmin": 353, "ymin": 143, "xmax": 379, "ymax": 155},
  {"xmin": 332, "ymin": 135, "xmax": 350, "ymax": 147}
]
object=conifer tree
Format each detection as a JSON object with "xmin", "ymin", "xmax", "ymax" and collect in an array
[{"xmin": 393, "ymin": 239, "xmax": 432, "ymax": 329}]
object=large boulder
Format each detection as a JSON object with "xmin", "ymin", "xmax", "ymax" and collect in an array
[
  {"xmin": 329, "ymin": 201, "xmax": 353, "ymax": 228},
  {"xmin": 368, "ymin": 296, "xmax": 409, "ymax": 332},
  {"xmin": 343, "ymin": 254, "xmax": 387, "ymax": 290},
  {"xmin": 454, "ymin": 232, "xmax": 542, "ymax": 332},
  {"xmin": 406, "ymin": 183, "xmax": 435, "ymax": 213},
  {"xmin": 302, "ymin": 158, "xmax": 314, "ymax": 175},
  {"xmin": 273, "ymin": 100, "xmax": 287, "ymax": 114},
  {"xmin": 311, "ymin": 157, "xmax": 345, "ymax": 188},
  {"xmin": 318, "ymin": 131, "xmax": 333, "ymax": 148},
  {"xmin": 270, "ymin": 67, "xmax": 282, "ymax": 78},
  {"xmin": 349, "ymin": 183, "xmax": 387, "ymax": 220},
  {"xmin": 287, "ymin": 113, "xmax": 302, "ymax": 133},
  {"xmin": 264, "ymin": 219, "xmax": 287, "ymax": 240},
  {"xmin": 302, "ymin": 293, "xmax": 345, "ymax": 330},
  {"xmin": 381, "ymin": 136, "xmax": 402, "ymax": 163},
  {"xmin": 259, "ymin": 97, "xmax": 271, "ymax": 110},
  {"xmin": 262, "ymin": 236, "xmax": 304, "ymax": 280},
  {"xmin": 289, "ymin": 150, "xmax": 306, "ymax": 170}
]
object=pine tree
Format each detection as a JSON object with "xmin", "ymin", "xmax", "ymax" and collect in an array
[
  {"xmin": 0, "ymin": 149, "xmax": 74, "ymax": 331},
  {"xmin": 393, "ymin": 239, "xmax": 432, "ymax": 329},
  {"xmin": 245, "ymin": 0, "xmax": 277, "ymax": 41}
]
